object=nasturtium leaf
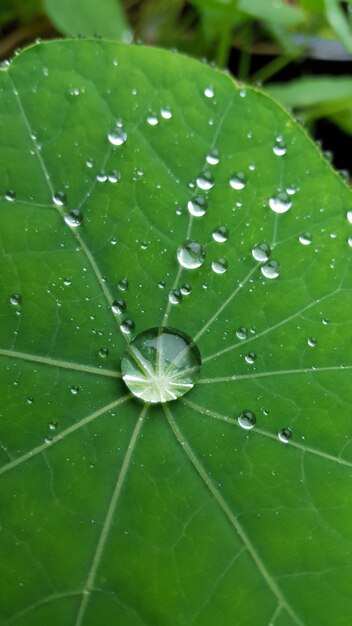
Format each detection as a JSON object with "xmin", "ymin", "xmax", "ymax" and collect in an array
[
  {"xmin": 0, "ymin": 40, "xmax": 352, "ymax": 626},
  {"xmin": 43, "ymin": 0, "xmax": 131, "ymax": 41}
]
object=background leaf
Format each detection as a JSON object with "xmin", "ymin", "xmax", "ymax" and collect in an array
[
  {"xmin": 43, "ymin": 0, "xmax": 131, "ymax": 41},
  {"xmin": 1, "ymin": 40, "xmax": 352, "ymax": 626}
]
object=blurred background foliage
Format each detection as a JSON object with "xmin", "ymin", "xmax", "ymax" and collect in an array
[{"xmin": 0, "ymin": 0, "xmax": 351, "ymax": 170}]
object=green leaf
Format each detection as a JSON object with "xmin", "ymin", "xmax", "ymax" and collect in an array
[
  {"xmin": 238, "ymin": 0, "xmax": 306, "ymax": 24},
  {"xmin": 324, "ymin": 0, "xmax": 352, "ymax": 52},
  {"xmin": 266, "ymin": 75, "xmax": 352, "ymax": 107},
  {"xmin": 1, "ymin": 40, "xmax": 352, "ymax": 625},
  {"xmin": 43, "ymin": 0, "xmax": 131, "ymax": 41}
]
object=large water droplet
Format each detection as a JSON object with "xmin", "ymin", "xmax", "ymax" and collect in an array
[
  {"xmin": 187, "ymin": 196, "xmax": 207, "ymax": 217},
  {"xmin": 111, "ymin": 299, "xmax": 126, "ymax": 315},
  {"xmin": 252, "ymin": 242, "xmax": 270, "ymax": 262},
  {"xmin": 108, "ymin": 122, "xmax": 128, "ymax": 146},
  {"xmin": 273, "ymin": 136, "xmax": 287, "ymax": 156},
  {"xmin": 196, "ymin": 172, "xmax": 214, "ymax": 191},
  {"xmin": 64, "ymin": 209, "xmax": 83, "ymax": 228},
  {"xmin": 177, "ymin": 240, "xmax": 205, "ymax": 270},
  {"xmin": 10, "ymin": 294, "xmax": 21, "ymax": 306},
  {"xmin": 53, "ymin": 191, "xmax": 66, "ymax": 207},
  {"xmin": 278, "ymin": 427, "xmax": 292, "ymax": 443},
  {"xmin": 269, "ymin": 192, "xmax": 292, "ymax": 214},
  {"xmin": 229, "ymin": 173, "xmax": 246, "ymax": 190},
  {"xmin": 211, "ymin": 258, "xmax": 228, "ymax": 274},
  {"xmin": 299, "ymin": 233, "xmax": 312, "ymax": 246},
  {"xmin": 238, "ymin": 410, "xmax": 256, "ymax": 430},
  {"xmin": 121, "ymin": 327, "xmax": 201, "ymax": 403},
  {"xmin": 261, "ymin": 260, "xmax": 280, "ymax": 279},
  {"xmin": 212, "ymin": 226, "xmax": 228, "ymax": 243}
]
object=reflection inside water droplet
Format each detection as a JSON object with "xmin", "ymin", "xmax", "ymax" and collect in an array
[{"xmin": 121, "ymin": 327, "xmax": 201, "ymax": 403}]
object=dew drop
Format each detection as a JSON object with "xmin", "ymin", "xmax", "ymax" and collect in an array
[
  {"xmin": 307, "ymin": 337, "xmax": 317, "ymax": 347},
  {"xmin": 4, "ymin": 190, "xmax": 16, "ymax": 202},
  {"xmin": 108, "ymin": 122, "xmax": 127, "ymax": 146},
  {"xmin": 245, "ymin": 352, "xmax": 256, "ymax": 365},
  {"xmin": 212, "ymin": 226, "xmax": 228, "ymax": 243},
  {"xmin": 269, "ymin": 192, "xmax": 292, "ymax": 214},
  {"xmin": 204, "ymin": 85, "xmax": 215, "ymax": 98},
  {"xmin": 278, "ymin": 427, "xmax": 292, "ymax": 443},
  {"xmin": 252, "ymin": 242, "xmax": 270, "ymax": 262},
  {"xmin": 261, "ymin": 260, "xmax": 280, "ymax": 279},
  {"xmin": 187, "ymin": 196, "xmax": 207, "ymax": 217},
  {"xmin": 346, "ymin": 210, "xmax": 352, "ymax": 224},
  {"xmin": 206, "ymin": 150, "xmax": 220, "ymax": 165},
  {"xmin": 177, "ymin": 240, "xmax": 205, "ymax": 270},
  {"xmin": 238, "ymin": 410, "xmax": 256, "ymax": 430},
  {"xmin": 121, "ymin": 327, "xmax": 201, "ymax": 403},
  {"xmin": 111, "ymin": 299, "xmax": 126, "ymax": 315},
  {"xmin": 161, "ymin": 107, "xmax": 172, "ymax": 120},
  {"xmin": 49, "ymin": 421, "xmax": 58, "ymax": 431},
  {"xmin": 108, "ymin": 170, "xmax": 121, "ymax": 183},
  {"xmin": 169, "ymin": 289, "xmax": 182, "ymax": 305},
  {"xmin": 10, "ymin": 294, "xmax": 21, "ymax": 306},
  {"xmin": 211, "ymin": 258, "xmax": 228, "ymax": 274},
  {"xmin": 196, "ymin": 172, "xmax": 214, "ymax": 191},
  {"xmin": 299, "ymin": 233, "xmax": 312, "ymax": 246},
  {"xmin": 98, "ymin": 348, "xmax": 109, "ymax": 359},
  {"xmin": 146, "ymin": 113, "xmax": 158, "ymax": 126},
  {"xmin": 71, "ymin": 386, "xmax": 79, "ymax": 395},
  {"xmin": 117, "ymin": 278, "xmax": 128, "ymax": 291},
  {"xmin": 180, "ymin": 283, "xmax": 192, "ymax": 296},
  {"xmin": 236, "ymin": 327, "xmax": 248, "ymax": 340},
  {"xmin": 53, "ymin": 191, "xmax": 66, "ymax": 207},
  {"xmin": 229, "ymin": 173, "xmax": 246, "ymax": 190},
  {"xmin": 273, "ymin": 135, "xmax": 287, "ymax": 156},
  {"xmin": 64, "ymin": 209, "xmax": 83, "ymax": 228},
  {"xmin": 120, "ymin": 320, "xmax": 135, "ymax": 334},
  {"xmin": 348, "ymin": 236, "xmax": 352, "ymax": 248}
]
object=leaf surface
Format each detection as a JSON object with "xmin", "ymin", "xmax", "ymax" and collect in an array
[{"xmin": 0, "ymin": 40, "xmax": 352, "ymax": 626}]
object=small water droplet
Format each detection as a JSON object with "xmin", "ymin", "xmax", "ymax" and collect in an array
[
  {"xmin": 98, "ymin": 348, "xmax": 109, "ymax": 359},
  {"xmin": 161, "ymin": 107, "xmax": 172, "ymax": 120},
  {"xmin": 229, "ymin": 173, "xmax": 246, "ymax": 190},
  {"xmin": 112, "ymin": 299, "xmax": 126, "ymax": 315},
  {"xmin": 273, "ymin": 135, "xmax": 287, "ymax": 156},
  {"xmin": 245, "ymin": 352, "xmax": 256, "ymax": 365},
  {"xmin": 146, "ymin": 113, "xmax": 158, "ymax": 126},
  {"xmin": 187, "ymin": 196, "xmax": 207, "ymax": 217},
  {"xmin": 63, "ymin": 278, "xmax": 71, "ymax": 286},
  {"xmin": 211, "ymin": 258, "xmax": 228, "ymax": 274},
  {"xmin": 108, "ymin": 122, "xmax": 127, "ymax": 146},
  {"xmin": 4, "ymin": 190, "xmax": 16, "ymax": 202},
  {"xmin": 307, "ymin": 337, "xmax": 317, "ymax": 347},
  {"xmin": 236, "ymin": 327, "xmax": 248, "ymax": 340},
  {"xmin": 169, "ymin": 289, "xmax": 182, "ymax": 305},
  {"xmin": 212, "ymin": 226, "xmax": 228, "ymax": 243},
  {"xmin": 206, "ymin": 150, "xmax": 220, "ymax": 165},
  {"xmin": 53, "ymin": 191, "xmax": 66, "ymax": 207},
  {"xmin": 348, "ymin": 235, "xmax": 352, "ymax": 248},
  {"xmin": 120, "ymin": 319, "xmax": 135, "ymax": 334},
  {"xmin": 204, "ymin": 85, "xmax": 215, "ymax": 98},
  {"xmin": 49, "ymin": 421, "xmax": 58, "ymax": 431},
  {"xmin": 10, "ymin": 294, "xmax": 21, "ymax": 306},
  {"xmin": 252, "ymin": 242, "xmax": 270, "ymax": 262},
  {"xmin": 117, "ymin": 278, "xmax": 128, "ymax": 291},
  {"xmin": 181, "ymin": 284, "xmax": 192, "ymax": 296},
  {"xmin": 269, "ymin": 192, "xmax": 292, "ymax": 214},
  {"xmin": 177, "ymin": 240, "xmax": 205, "ymax": 270},
  {"xmin": 64, "ymin": 209, "xmax": 83, "ymax": 228},
  {"xmin": 108, "ymin": 170, "xmax": 121, "ymax": 183},
  {"xmin": 346, "ymin": 210, "xmax": 352, "ymax": 224},
  {"xmin": 278, "ymin": 427, "xmax": 292, "ymax": 443},
  {"xmin": 111, "ymin": 237, "xmax": 118, "ymax": 245},
  {"xmin": 196, "ymin": 172, "xmax": 214, "ymax": 191},
  {"xmin": 86, "ymin": 158, "xmax": 95, "ymax": 168},
  {"xmin": 261, "ymin": 260, "xmax": 280, "ymax": 279},
  {"xmin": 27, "ymin": 397, "xmax": 34, "ymax": 405},
  {"xmin": 71, "ymin": 386, "xmax": 79, "ymax": 395},
  {"xmin": 299, "ymin": 233, "xmax": 312, "ymax": 246},
  {"xmin": 238, "ymin": 410, "xmax": 256, "ymax": 430}
]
